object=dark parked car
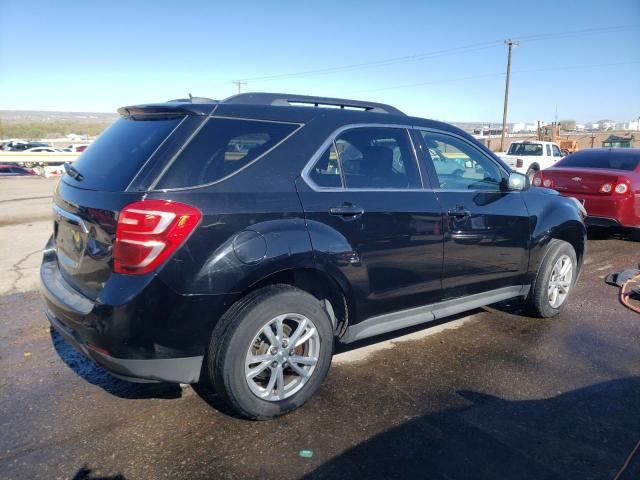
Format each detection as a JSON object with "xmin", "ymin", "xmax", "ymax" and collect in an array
[
  {"xmin": 533, "ymin": 148, "xmax": 640, "ymax": 240},
  {"xmin": 0, "ymin": 165, "xmax": 36, "ymax": 176},
  {"xmin": 41, "ymin": 93, "xmax": 587, "ymax": 419}
]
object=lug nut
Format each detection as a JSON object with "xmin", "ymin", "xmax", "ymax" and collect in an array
[
  {"xmin": 282, "ymin": 339, "xmax": 289, "ymax": 348},
  {"xmin": 289, "ymin": 350, "xmax": 295, "ymax": 356},
  {"xmin": 269, "ymin": 347, "xmax": 278, "ymax": 355},
  {"xmin": 271, "ymin": 361, "xmax": 278, "ymax": 368}
]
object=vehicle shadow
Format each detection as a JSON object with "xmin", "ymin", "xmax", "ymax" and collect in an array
[
  {"xmin": 304, "ymin": 377, "xmax": 640, "ymax": 480},
  {"xmin": 587, "ymin": 226, "xmax": 637, "ymax": 242},
  {"xmin": 50, "ymin": 330, "xmax": 182, "ymax": 400},
  {"xmin": 71, "ymin": 465, "xmax": 126, "ymax": 480}
]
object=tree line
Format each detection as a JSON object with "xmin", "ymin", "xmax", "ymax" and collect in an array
[{"xmin": 0, "ymin": 121, "xmax": 111, "ymax": 140}]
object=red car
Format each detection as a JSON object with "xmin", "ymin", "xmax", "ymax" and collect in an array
[{"xmin": 533, "ymin": 148, "xmax": 640, "ymax": 239}]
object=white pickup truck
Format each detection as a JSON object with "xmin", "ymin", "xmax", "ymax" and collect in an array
[{"xmin": 497, "ymin": 141, "xmax": 564, "ymax": 180}]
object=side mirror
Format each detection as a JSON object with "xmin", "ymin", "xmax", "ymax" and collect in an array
[{"xmin": 506, "ymin": 172, "xmax": 529, "ymax": 191}]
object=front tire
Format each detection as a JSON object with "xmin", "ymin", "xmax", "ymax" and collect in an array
[
  {"xmin": 207, "ymin": 285, "xmax": 334, "ymax": 420},
  {"xmin": 526, "ymin": 239, "xmax": 577, "ymax": 318}
]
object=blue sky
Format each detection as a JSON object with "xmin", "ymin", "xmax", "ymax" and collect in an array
[{"xmin": 1, "ymin": 0, "xmax": 638, "ymax": 123}]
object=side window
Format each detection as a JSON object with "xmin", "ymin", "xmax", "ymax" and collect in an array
[
  {"xmin": 552, "ymin": 145, "xmax": 562, "ymax": 157},
  {"xmin": 309, "ymin": 143, "xmax": 342, "ymax": 188},
  {"xmin": 420, "ymin": 131, "xmax": 503, "ymax": 191},
  {"xmin": 335, "ymin": 127, "xmax": 420, "ymax": 189},
  {"xmin": 546, "ymin": 144, "xmax": 552, "ymax": 156},
  {"xmin": 156, "ymin": 118, "xmax": 299, "ymax": 188}
]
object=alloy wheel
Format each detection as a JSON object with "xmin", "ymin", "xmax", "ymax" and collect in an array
[
  {"xmin": 548, "ymin": 254, "xmax": 573, "ymax": 308},
  {"xmin": 244, "ymin": 313, "xmax": 320, "ymax": 401}
]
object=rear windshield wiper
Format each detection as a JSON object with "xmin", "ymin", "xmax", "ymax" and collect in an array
[{"xmin": 64, "ymin": 163, "xmax": 84, "ymax": 181}]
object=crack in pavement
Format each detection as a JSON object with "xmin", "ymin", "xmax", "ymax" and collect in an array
[
  {"xmin": 0, "ymin": 195, "xmax": 52, "ymax": 204},
  {"xmin": 8, "ymin": 250, "xmax": 42, "ymax": 293}
]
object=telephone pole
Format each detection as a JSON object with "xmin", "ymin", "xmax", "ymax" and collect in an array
[
  {"xmin": 500, "ymin": 39, "xmax": 518, "ymax": 152},
  {"xmin": 232, "ymin": 80, "xmax": 247, "ymax": 94}
]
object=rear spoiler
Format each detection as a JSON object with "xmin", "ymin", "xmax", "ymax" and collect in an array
[{"xmin": 118, "ymin": 102, "xmax": 217, "ymax": 117}]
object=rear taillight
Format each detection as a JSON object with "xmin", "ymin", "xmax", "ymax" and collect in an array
[
  {"xmin": 543, "ymin": 178, "xmax": 554, "ymax": 188},
  {"xmin": 599, "ymin": 183, "xmax": 613, "ymax": 193},
  {"xmin": 113, "ymin": 200, "xmax": 201, "ymax": 275},
  {"xmin": 614, "ymin": 183, "xmax": 629, "ymax": 194},
  {"xmin": 516, "ymin": 158, "xmax": 523, "ymax": 168},
  {"xmin": 532, "ymin": 174, "xmax": 542, "ymax": 186}
]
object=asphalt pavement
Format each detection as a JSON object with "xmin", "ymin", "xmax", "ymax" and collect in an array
[{"xmin": 1, "ymin": 177, "xmax": 639, "ymax": 480}]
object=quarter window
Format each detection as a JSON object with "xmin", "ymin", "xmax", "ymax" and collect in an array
[
  {"xmin": 552, "ymin": 145, "xmax": 562, "ymax": 157},
  {"xmin": 420, "ymin": 131, "xmax": 503, "ymax": 191},
  {"xmin": 309, "ymin": 143, "xmax": 342, "ymax": 188},
  {"xmin": 157, "ymin": 118, "xmax": 299, "ymax": 188}
]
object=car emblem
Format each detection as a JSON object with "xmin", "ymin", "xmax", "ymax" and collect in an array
[{"xmin": 571, "ymin": 177, "xmax": 582, "ymax": 182}]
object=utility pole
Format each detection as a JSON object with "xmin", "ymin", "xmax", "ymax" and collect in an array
[
  {"xmin": 500, "ymin": 39, "xmax": 518, "ymax": 152},
  {"xmin": 232, "ymin": 80, "xmax": 247, "ymax": 94}
]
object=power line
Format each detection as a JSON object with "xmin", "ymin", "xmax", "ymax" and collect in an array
[
  {"xmin": 239, "ymin": 42, "xmax": 503, "ymax": 82},
  {"xmin": 232, "ymin": 24, "xmax": 638, "ymax": 84},
  {"xmin": 349, "ymin": 61, "xmax": 640, "ymax": 94}
]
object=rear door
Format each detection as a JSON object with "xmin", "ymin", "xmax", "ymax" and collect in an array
[
  {"xmin": 415, "ymin": 129, "xmax": 530, "ymax": 297},
  {"xmin": 297, "ymin": 125, "xmax": 443, "ymax": 321}
]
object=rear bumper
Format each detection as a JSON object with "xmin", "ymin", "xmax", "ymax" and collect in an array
[
  {"xmin": 46, "ymin": 309, "xmax": 203, "ymax": 383},
  {"xmin": 40, "ymin": 246, "xmax": 231, "ymax": 384},
  {"xmin": 562, "ymin": 193, "xmax": 639, "ymax": 228}
]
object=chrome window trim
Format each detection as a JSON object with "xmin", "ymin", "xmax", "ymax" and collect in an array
[
  {"xmin": 301, "ymin": 123, "xmax": 426, "ymax": 193},
  {"xmin": 150, "ymin": 116, "xmax": 305, "ymax": 192}
]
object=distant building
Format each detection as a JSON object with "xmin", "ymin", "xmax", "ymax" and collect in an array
[
  {"xmin": 602, "ymin": 134, "xmax": 635, "ymax": 148},
  {"xmin": 512, "ymin": 122, "xmax": 537, "ymax": 133},
  {"xmin": 596, "ymin": 120, "xmax": 616, "ymax": 130},
  {"xmin": 622, "ymin": 120, "xmax": 640, "ymax": 131},
  {"xmin": 575, "ymin": 124, "xmax": 585, "ymax": 131}
]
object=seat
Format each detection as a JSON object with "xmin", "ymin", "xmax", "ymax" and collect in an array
[{"xmin": 359, "ymin": 146, "xmax": 396, "ymax": 188}]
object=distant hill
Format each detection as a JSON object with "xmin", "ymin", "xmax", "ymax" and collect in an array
[
  {"xmin": 1, "ymin": 110, "xmax": 118, "ymax": 123},
  {"xmin": 0, "ymin": 110, "xmax": 117, "ymax": 140}
]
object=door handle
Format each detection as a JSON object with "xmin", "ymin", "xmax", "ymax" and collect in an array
[
  {"xmin": 330, "ymin": 204, "xmax": 365, "ymax": 220},
  {"xmin": 447, "ymin": 206, "xmax": 471, "ymax": 218}
]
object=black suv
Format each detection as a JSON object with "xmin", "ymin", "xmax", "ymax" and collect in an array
[{"xmin": 41, "ymin": 93, "xmax": 586, "ymax": 419}]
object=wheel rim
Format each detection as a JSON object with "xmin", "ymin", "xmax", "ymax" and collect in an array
[
  {"xmin": 547, "ymin": 254, "xmax": 573, "ymax": 308},
  {"xmin": 244, "ymin": 313, "xmax": 320, "ymax": 402}
]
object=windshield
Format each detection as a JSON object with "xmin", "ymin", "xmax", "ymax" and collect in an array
[
  {"xmin": 507, "ymin": 143, "xmax": 542, "ymax": 156},
  {"xmin": 557, "ymin": 151, "xmax": 639, "ymax": 171}
]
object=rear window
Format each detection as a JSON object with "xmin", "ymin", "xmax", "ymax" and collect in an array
[
  {"xmin": 64, "ymin": 116, "xmax": 182, "ymax": 191},
  {"xmin": 156, "ymin": 118, "xmax": 299, "ymax": 189},
  {"xmin": 557, "ymin": 152, "xmax": 639, "ymax": 171},
  {"xmin": 507, "ymin": 143, "xmax": 542, "ymax": 156}
]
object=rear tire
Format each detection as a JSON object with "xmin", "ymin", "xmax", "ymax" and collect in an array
[
  {"xmin": 206, "ymin": 285, "xmax": 334, "ymax": 420},
  {"xmin": 526, "ymin": 239, "xmax": 577, "ymax": 318}
]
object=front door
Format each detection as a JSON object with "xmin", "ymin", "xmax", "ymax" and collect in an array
[
  {"xmin": 297, "ymin": 126, "xmax": 443, "ymax": 322},
  {"xmin": 415, "ymin": 129, "xmax": 530, "ymax": 297}
]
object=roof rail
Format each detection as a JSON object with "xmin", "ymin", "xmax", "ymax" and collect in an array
[{"xmin": 222, "ymin": 92, "xmax": 405, "ymax": 115}]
